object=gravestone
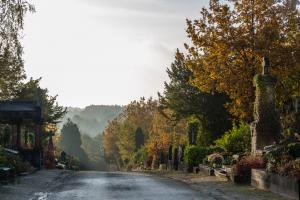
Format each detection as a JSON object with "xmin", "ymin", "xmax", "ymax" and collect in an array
[
  {"xmin": 178, "ymin": 145, "xmax": 183, "ymax": 162},
  {"xmin": 173, "ymin": 147, "xmax": 179, "ymax": 170},
  {"xmin": 251, "ymin": 57, "xmax": 281, "ymax": 155},
  {"xmin": 178, "ymin": 145, "xmax": 183, "ymax": 170},
  {"xmin": 159, "ymin": 152, "xmax": 167, "ymax": 171},
  {"xmin": 168, "ymin": 145, "xmax": 172, "ymax": 160},
  {"xmin": 168, "ymin": 145, "xmax": 172, "ymax": 170},
  {"xmin": 160, "ymin": 151, "xmax": 165, "ymax": 164},
  {"xmin": 188, "ymin": 126, "xmax": 196, "ymax": 145}
]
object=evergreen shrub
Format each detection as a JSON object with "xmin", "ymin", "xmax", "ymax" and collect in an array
[
  {"xmin": 287, "ymin": 143, "xmax": 300, "ymax": 159},
  {"xmin": 215, "ymin": 122, "xmax": 251, "ymax": 155},
  {"xmin": 184, "ymin": 145, "xmax": 210, "ymax": 168}
]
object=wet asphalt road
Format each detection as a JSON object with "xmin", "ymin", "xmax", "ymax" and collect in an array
[{"xmin": 43, "ymin": 171, "xmax": 210, "ymax": 200}]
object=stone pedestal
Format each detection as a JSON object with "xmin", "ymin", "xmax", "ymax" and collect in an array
[
  {"xmin": 251, "ymin": 122, "xmax": 277, "ymax": 155},
  {"xmin": 251, "ymin": 58, "xmax": 280, "ymax": 155}
]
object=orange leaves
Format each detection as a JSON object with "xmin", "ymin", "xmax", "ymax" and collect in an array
[
  {"xmin": 185, "ymin": 0, "xmax": 300, "ymax": 121},
  {"xmin": 146, "ymin": 111, "xmax": 187, "ymax": 158},
  {"xmin": 103, "ymin": 119, "xmax": 120, "ymax": 160},
  {"xmin": 103, "ymin": 98, "xmax": 188, "ymax": 167}
]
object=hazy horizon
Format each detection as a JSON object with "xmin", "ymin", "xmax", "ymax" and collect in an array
[{"xmin": 23, "ymin": 0, "xmax": 209, "ymax": 107}]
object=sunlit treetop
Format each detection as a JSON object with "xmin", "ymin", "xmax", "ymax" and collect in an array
[{"xmin": 185, "ymin": 0, "xmax": 300, "ymax": 121}]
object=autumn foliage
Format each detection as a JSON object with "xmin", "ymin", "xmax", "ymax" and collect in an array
[
  {"xmin": 185, "ymin": 0, "xmax": 300, "ymax": 121},
  {"xmin": 102, "ymin": 0, "xmax": 300, "ymax": 170},
  {"xmin": 103, "ymin": 98, "xmax": 187, "ymax": 169}
]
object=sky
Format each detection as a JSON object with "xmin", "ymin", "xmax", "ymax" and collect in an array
[{"xmin": 23, "ymin": 0, "xmax": 209, "ymax": 108}]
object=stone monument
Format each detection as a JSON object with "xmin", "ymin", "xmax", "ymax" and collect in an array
[{"xmin": 251, "ymin": 57, "xmax": 281, "ymax": 155}]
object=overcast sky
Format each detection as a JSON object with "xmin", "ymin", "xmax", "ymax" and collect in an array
[{"xmin": 23, "ymin": 0, "xmax": 209, "ymax": 108}]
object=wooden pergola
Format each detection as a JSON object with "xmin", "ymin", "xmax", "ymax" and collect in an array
[{"xmin": 0, "ymin": 101, "xmax": 43, "ymax": 168}]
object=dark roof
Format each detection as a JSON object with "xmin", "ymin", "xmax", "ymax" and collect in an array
[
  {"xmin": 0, "ymin": 101, "xmax": 38, "ymax": 112},
  {"xmin": 0, "ymin": 101, "xmax": 42, "ymax": 123}
]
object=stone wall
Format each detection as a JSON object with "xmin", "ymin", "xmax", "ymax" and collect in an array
[{"xmin": 251, "ymin": 169, "xmax": 299, "ymax": 200}]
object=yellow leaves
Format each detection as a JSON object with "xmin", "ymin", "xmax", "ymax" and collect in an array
[
  {"xmin": 103, "ymin": 119, "xmax": 120, "ymax": 159},
  {"xmin": 185, "ymin": 0, "xmax": 300, "ymax": 122},
  {"xmin": 146, "ymin": 111, "xmax": 187, "ymax": 158}
]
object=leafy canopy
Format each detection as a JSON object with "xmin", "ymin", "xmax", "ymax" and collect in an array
[
  {"xmin": 159, "ymin": 50, "xmax": 232, "ymax": 142},
  {"xmin": 14, "ymin": 78, "xmax": 66, "ymax": 123},
  {"xmin": 185, "ymin": 0, "xmax": 300, "ymax": 121},
  {"xmin": 0, "ymin": 0, "xmax": 34, "ymax": 99},
  {"xmin": 59, "ymin": 119, "xmax": 87, "ymax": 162}
]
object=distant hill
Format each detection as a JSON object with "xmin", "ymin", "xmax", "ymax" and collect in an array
[{"xmin": 60, "ymin": 105, "xmax": 124, "ymax": 137}]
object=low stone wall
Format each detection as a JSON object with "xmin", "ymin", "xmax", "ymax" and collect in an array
[{"xmin": 251, "ymin": 169, "xmax": 299, "ymax": 200}]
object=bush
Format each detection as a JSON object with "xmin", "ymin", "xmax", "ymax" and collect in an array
[
  {"xmin": 0, "ymin": 147, "xmax": 6, "ymax": 165},
  {"xmin": 233, "ymin": 155, "xmax": 265, "ymax": 183},
  {"xmin": 133, "ymin": 146, "xmax": 147, "ymax": 167},
  {"xmin": 215, "ymin": 122, "xmax": 251, "ymax": 155},
  {"xmin": 287, "ymin": 143, "xmax": 300, "ymax": 159},
  {"xmin": 209, "ymin": 146, "xmax": 225, "ymax": 154},
  {"xmin": 184, "ymin": 145, "xmax": 210, "ymax": 168},
  {"xmin": 187, "ymin": 116, "xmax": 213, "ymax": 146},
  {"xmin": 0, "ymin": 150, "xmax": 32, "ymax": 174},
  {"xmin": 292, "ymin": 159, "xmax": 300, "ymax": 180},
  {"xmin": 223, "ymin": 155, "xmax": 233, "ymax": 166},
  {"xmin": 265, "ymin": 146, "xmax": 300, "ymax": 180}
]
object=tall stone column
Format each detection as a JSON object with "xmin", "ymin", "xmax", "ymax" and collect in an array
[{"xmin": 251, "ymin": 57, "xmax": 281, "ymax": 155}]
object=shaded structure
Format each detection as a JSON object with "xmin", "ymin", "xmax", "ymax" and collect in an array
[
  {"xmin": 0, "ymin": 101, "xmax": 43, "ymax": 168},
  {"xmin": 251, "ymin": 57, "xmax": 281, "ymax": 155}
]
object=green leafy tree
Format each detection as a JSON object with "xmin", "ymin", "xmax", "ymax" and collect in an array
[
  {"xmin": 135, "ymin": 127, "xmax": 144, "ymax": 150},
  {"xmin": 187, "ymin": 116, "xmax": 213, "ymax": 146},
  {"xmin": 14, "ymin": 78, "xmax": 66, "ymax": 123},
  {"xmin": 159, "ymin": 50, "xmax": 232, "ymax": 143},
  {"xmin": 59, "ymin": 119, "xmax": 87, "ymax": 163},
  {"xmin": 0, "ymin": 0, "xmax": 34, "ymax": 99},
  {"xmin": 117, "ymin": 121, "xmax": 136, "ymax": 164},
  {"xmin": 103, "ymin": 119, "xmax": 122, "ymax": 169},
  {"xmin": 81, "ymin": 134, "xmax": 106, "ymax": 170}
]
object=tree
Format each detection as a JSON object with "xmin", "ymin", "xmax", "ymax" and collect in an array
[
  {"xmin": 0, "ymin": 1, "xmax": 35, "ymax": 99},
  {"xmin": 116, "ymin": 121, "xmax": 136, "ymax": 164},
  {"xmin": 146, "ymin": 111, "xmax": 172, "ymax": 158},
  {"xmin": 14, "ymin": 78, "xmax": 66, "ymax": 123},
  {"xmin": 159, "ymin": 50, "xmax": 232, "ymax": 142},
  {"xmin": 59, "ymin": 119, "xmax": 87, "ymax": 163},
  {"xmin": 135, "ymin": 127, "xmax": 144, "ymax": 150},
  {"xmin": 94, "ymin": 133, "xmax": 105, "ymax": 160},
  {"xmin": 103, "ymin": 119, "xmax": 121, "ymax": 168},
  {"xmin": 81, "ymin": 134, "xmax": 106, "ymax": 170},
  {"xmin": 121, "ymin": 97, "xmax": 158, "ymax": 140},
  {"xmin": 185, "ymin": 0, "xmax": 300, "ymax": 121},
  {"xmin": 146, "ymin": 111, "xmax": 187, "ymax": 161}
]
